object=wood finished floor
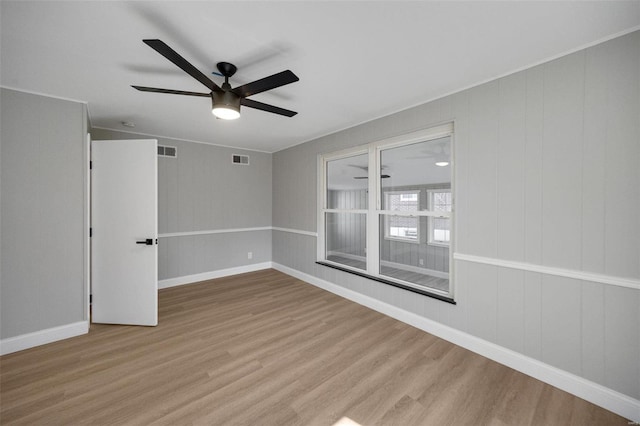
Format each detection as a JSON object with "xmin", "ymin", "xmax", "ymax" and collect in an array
[{"xmin": 0, "ymin": 269, "xmax": 627, "ymax": 425}]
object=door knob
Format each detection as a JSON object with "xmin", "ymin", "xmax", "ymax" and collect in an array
[{"xmin": 136, "ymin": 239, "xmax": 154, "ymax": 245}]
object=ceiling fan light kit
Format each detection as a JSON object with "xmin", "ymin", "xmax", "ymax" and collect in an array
[
  {"xmin": 132, "ymin": 39, "xmax": 299, "ymax": 121},
  {"xmin": 212, "ymin": 91, "xmax": 241, "ymax": 120}
]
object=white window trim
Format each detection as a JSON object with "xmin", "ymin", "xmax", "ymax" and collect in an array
[
  {"xmin": 427, "ymin": 188, "xmax": 452, "ymax": 247},
  {"xmin": 317, "ymin": 122, "xmax": 455, "ymax": 300}
]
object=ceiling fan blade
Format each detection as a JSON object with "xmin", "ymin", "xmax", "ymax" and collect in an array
[
  {"xmin": 241, "ymin": 98, "xmax": 297, "ymax": 117},
  {"xmin": 143, "ymin": 39, "xmax": 220, "ymax": 92},
  {"xmin": 232, "ymin": 70, "xmax": 299, "ymax": 98},
  {"xmin": 132, "ymin": 86, "xmax": 210, "ymax": 97},
  {"xmin": 353, "ymin": 175, "xmax": 391, "ymax": 180}
]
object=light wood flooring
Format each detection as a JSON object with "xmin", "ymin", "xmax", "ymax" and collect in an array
[{"xmin": 0, "ymin": 269, "xmax": 628, "ymax": 425}]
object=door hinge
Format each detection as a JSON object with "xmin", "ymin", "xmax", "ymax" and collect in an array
[
  {"xmin": 90, "ymin": 161, "xmax": 93, "ymax": 170},
  {"xmin": 90, "ymin": 227, "xmax": 93, "ymax": 237}
]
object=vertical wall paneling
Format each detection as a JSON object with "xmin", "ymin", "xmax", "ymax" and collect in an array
[
  {"xmin": 193, "ymin": 144, "xmax": 208, "ymax": 238},
  {"xmin": 165, "ymin": 153, "xmax": 179, "ymax": 233},
  {"xmin": 581, "ymin": 41, "xmax": 608, "ymax": 275},
  {"xmin": 523, "ymin": 271, "xmax": 542, "ymax": 360},
  {"xmin": 466, "ymin": 263, "xmax": 498, "ymax": 343},
  {"xmin": 581, "ymin": 281, "xmax": 605, "ymax": 385},
  {"xmin": 271, "ymin": 31, "xmax": 640, "ymax": 405},
  {"xmin": 466, "ymin": 82, "xmax": 499, "ymax": 257},
  {"xmin": 540, "ymin": 275, "xmax": 582, "ymax": 376},
  {"xmin": 177, "ymin": 142, "xmax": 195, "ymax": 232},
  {"xmin": 603, "ymin": 33, "xmax": 640, "ymax": 279},
  {"xmin": 496, "ymin": 267, "xmax": 525, "ymax": 353},
  {"xmin": 603, "ymin": 285, "xmax": 640, "ymax": 398},
  {"xmin": 158, "ymin": 236, "xmax": 168, "ymax": 280},
  {"xmin": 497, "ymin": 73, "xmax": 526, "ymax": 262},
  {"xmin": 541, "ymin": 52, "xmax": 585, "ymax": 270},
  {"xmin": 158, "ymin": 156, "xmax": 168, "ymax": 233},
  {"xmin": 523, "ymin": 66, "xmax": 544, "ymax": 265},
  {"xmin": 439, "ymin": 259, "xmax": 468, "ymax": 331},
  {"xmin": 178, "ymin": 231, "xmax": 195, "ymax": 278}
]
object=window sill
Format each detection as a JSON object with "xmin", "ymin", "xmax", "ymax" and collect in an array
[
  {"xmin": 427, "ymin": 241, "xmax": 450, "ymax": 248},
  {"xmin": 316, "ymin": 261, "xmax": 456, "ymax": 305},
  {"xmin": 384, "ymin": 236, "xmax": 420, "ymax": 244}
]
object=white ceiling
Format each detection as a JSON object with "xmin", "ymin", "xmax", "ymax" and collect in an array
[{"xmin": 2, "ymin": 1, "xmax": 639, "ymax": 153}]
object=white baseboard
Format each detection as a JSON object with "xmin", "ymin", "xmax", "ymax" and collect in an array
[
  {"xmin": 158, "ymin": 262, "xmax": 273, "ymax": 289},
  {"xmin": 0, "ymin": 321, "xmax": 89, "ymax": 356},
  {"xmin": 272, "ymin": 262, "xmax": 640, "ymax": 422}
]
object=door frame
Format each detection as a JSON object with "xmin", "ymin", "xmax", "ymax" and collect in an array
[{"xmin": 84, "ymin": 132, "xmax": 91, "ymax": 324}]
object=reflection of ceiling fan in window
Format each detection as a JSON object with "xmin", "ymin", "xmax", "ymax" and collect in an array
[
  {"xmin": 349, "ymin": 164, "xmax": 390, "ymax": 179},
  {"xmin": 407, "ymin": 141, "xmax": 450, "ymax": 166}
]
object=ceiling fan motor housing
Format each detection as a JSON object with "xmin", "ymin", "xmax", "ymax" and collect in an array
[{"xmin": 212, "ymin": 90, "xmax": 241, "ymax": 113}]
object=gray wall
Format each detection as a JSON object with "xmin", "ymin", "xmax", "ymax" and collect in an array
[
  {"xmin": 272, "ymin": 31, "xmax": 640, "ymax": 400},
  {"xmin": 1, "ymin": 88, "xmax": 87, "ymax": 339},
  {"xmin": 91, "ymin": 128, "xmax": 272, "ymax": 280}
]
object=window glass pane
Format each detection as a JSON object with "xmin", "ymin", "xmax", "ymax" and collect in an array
[
  {"xmin": 387, "ymin": 215, "xmax": 418, "ymax": 240},
  {"xmin": 431, "ymin": 217, "xmax": 451, "ymax": 244},
  {"xmin": 380, "ymin": 136, "xmax": 451, "ymax": 211},
  {"xmin": 326, "ymin": 153, "xmax": 368, "ymax": 209},
  {"xmin": 428, "ymin": 190, "xmax": 451, "ymax": 245},
  {"xmin": 383, "ymin": 190, "xmax": 420, "ymax": 241},
  {"xmin": 432, "ymin": 191, "xmax": 452, "ymax": 211},
  {"xmin": 325, "ymin": 212, "xmax": 367, "ymax": 271},
  {"xmin": 379, "ymin": 215, "xmax": 449, "ymax": 293}
]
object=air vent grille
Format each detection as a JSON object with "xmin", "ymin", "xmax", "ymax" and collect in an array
[
  {"xmin": 232, "ymin": 154, "xmax": 250, "ymax": 165},
  {"xmin": 158, "ymin": 145, "xmax": 177, "ymax": 158}
]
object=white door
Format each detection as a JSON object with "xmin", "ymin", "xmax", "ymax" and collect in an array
[{"xmin": 91, "ymin": 139, "xmax": 158, "ymax": 326}]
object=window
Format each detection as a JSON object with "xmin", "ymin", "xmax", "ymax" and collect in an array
[
  {"xmin": 318, "ymin": 123, "xmax": 454, "ymax": 302},
  {"xmin": 384, "ymin": 191, "xmax": 420, "ymax": 242},
  {"xmin": 428, "ymin": 189, "xmax": 451, "ymax": 246},
  {"xmin": 322, "ymin": 152, "xmax": 369, "ymax": 271}
]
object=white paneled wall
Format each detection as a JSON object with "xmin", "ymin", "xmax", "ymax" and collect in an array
[{"xmin": 272, "ymin": 30, "xmax": 640, "ymax": 406}]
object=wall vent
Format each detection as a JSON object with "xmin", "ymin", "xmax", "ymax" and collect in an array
[
  {"xmin": 232, "ymin": 154, "xmax": 250, "ymax": 165},
  {"xmin": 158, "ymin": 145, "xmax": 177, "ymax": 158}
]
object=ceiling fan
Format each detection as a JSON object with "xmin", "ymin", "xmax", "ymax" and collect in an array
[
  {"xmin": 132, "ymin": 39, "xmax": 299, "ymax": 120},
  {"xmin": 353, "ymin": 175, "xmax": 391, "ymax": 179},
  {"xmin": 407, "ymin": 141, "xmax": 450, "ymax": 166},
  {"xmin": 349, "ymin": 164, "xmax": 390, "ymax": 179}
]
